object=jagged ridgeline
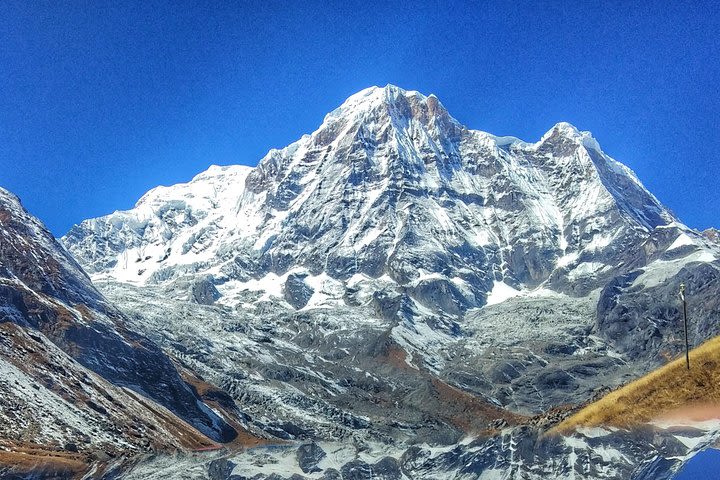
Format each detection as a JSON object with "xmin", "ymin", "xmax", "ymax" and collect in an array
[
  {"xmin": 63, "ymin": 85, "xmax": 719, "ymax": 380},
  {"xmin": 65, "ymin": 85, "xmax": 678, "ymax": 310},
  {"xmin": 7, "ymin": 85, "xmax": 720, "ymax": 479}
]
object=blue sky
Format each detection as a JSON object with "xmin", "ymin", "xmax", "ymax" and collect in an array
[
  {"xmin": 674, "ymin": 449, "xmax": 720, "ymax": 480},
  {"xmin": 2, "ymin": 0, "xmax": 719, "ymax": 235}
]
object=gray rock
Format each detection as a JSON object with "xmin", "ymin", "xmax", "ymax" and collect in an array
[
  {"xmin": 208, "ymin": 458, "xmax": 237, "ymax": 480},
  {"xmin": 283, "ymin": 273, "xmax": 314, "ymax": 309},
  {"xmin": 321, "ymin": 469, "xmax": 342, "ymax": 480},
  {"xmin": 372, "ymin": 457, "xmax": 401, "ymax": 480},
  {"xmin": 192, "ymin": 277, "xmax": 221, "ymax": 305},
  {"xmin": 340, "ymin": 460, "xmax": 373, "ymax": 480},
  {"xmin": 597, "ymin": 261, "xmax": 720, "ymax": 362},
  {"xmin": 296, "ymin": 442, "xmax": 326, "ymax": 474}
]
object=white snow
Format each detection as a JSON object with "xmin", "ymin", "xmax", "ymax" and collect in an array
[
  {"xmin": 668, "ymin": 233, "xmax": 696, "ymax": 250},
  {"xmin": 634, "ymin": 248, "xmax": 717, "ymax": 289},
  {"xmin": 568, "ymin": 262, "xmax": 608, "ymax": 280},
  {"xmin": 218, "ymin": 272, "xmax": 286, "ymax": 302},
  {"xmin": 585, "ymin": 233, "xmax": 614, "ymax": 251},
  {"xmin": 485, "ymin": 281, "xmax": 522, "ymax": 306},
  {"xmin": 301, "ymin": 272, "xmax": 346, "ymax": 310},
  {"xmin": 674, "ymin": 435, "xmax": 706, "ymax": 450},
  {"xmin": 556, "ymin": 252, "xmax": 579, "ymax": 268},
  {"xmin": 575, "ymin": 426, "xmax": 612, "ymax": 438}
]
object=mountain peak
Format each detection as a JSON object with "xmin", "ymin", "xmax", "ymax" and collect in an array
[
  {"xmin": 0, "ymin": 186, "xmax": 22, "ymax": 209},
  {"xmin": 64, "ymin": 85, "xmax": 677, "ymax": 308},
  {"xmin": 540, "ymin": 121, "xmax": 602, "ymax": 152},
  {"xmin": 323, "ymin": 85, "xmax": 455, "ymax": 128}
]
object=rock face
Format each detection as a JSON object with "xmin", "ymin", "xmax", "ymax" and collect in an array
[
  {"xmin": 0, "ymin": 187, "xmax": 237, "ymax": 465},
  {"xmin": 283, "ymin": 273, "xmax": 314, "ymax": 309},
  {"xmin": 207, "ymin": 458, "xmax": 237, "ymax": 480},
  {"xmin": 57, "ymin": 85, "xmax": 720, "ymax": 477},
  {"xmin": 192, "ymin": 276, "xmax": 221, "ymax": 305},
  {"xmin": 597, "ymin": 261, "xmax": 720, "ymax": 361},
  {"xmin": 296, "ymin": 442, "xmax": 326, "ymax": 473}
]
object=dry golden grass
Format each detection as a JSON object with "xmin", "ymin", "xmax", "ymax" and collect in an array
[
  {"xmin": 0, "ymin": 443, "xmax": 88, "ymax": 479},
  {"xmin": 555, "ymin": 335, "xmax": 720, "ymax": 433}
]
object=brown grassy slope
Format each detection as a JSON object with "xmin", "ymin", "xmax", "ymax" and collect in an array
[
  {"xmin": 555, "ymin": 335, "xmax": 720, "ymax": 432},
  {"xmin": 0, "ymin": 442, "xmax": 90, "ymax": 480}
]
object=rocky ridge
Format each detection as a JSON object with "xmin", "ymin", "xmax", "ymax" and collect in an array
[{"xmin": 0, "ymin": 187, "xmax": 247, "ymax": 477}]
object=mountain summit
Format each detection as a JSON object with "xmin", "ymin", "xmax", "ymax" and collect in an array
[{"xmin": 61, "ymin": 85, "xmax": 719, "ymax": 406}]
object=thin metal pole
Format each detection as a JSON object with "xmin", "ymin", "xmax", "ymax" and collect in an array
[
  {"xmin": 683, "ymin": 298, "xmax": 690, "ymax": 370},
  {"xmin": 680, "ymin": 283, "xmax": 689, "ymax": 370}
]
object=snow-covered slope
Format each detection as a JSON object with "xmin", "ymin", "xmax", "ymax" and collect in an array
[{"xmin": 61, "ymin": 84, "xmax": 720, "ymax": 414}]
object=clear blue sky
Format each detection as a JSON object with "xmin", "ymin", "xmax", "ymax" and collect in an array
[
  {"xmin": 675, "ymin": 449, "xmax": 720, "ymax": 480},
  {"xmin": 2, "ymin": 0, "xmax": 719, "ymax": 235}
]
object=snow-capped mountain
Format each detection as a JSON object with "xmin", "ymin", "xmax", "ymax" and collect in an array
[
  {"xmin": 0, "ymin": 187, "xmax": 245, "ymax": 476},
  {"xmin": 62, "ymin": 85, "xmax": 720, "ymax": 377},
  {"xmin": 58, "ymin": 85, "xmax": 720, "ymax": 479},
  {"xmin": 65, "ymin": 85, "xmax": 682, "ymax": 315}
]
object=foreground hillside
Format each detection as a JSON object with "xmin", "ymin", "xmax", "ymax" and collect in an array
[
  {"xmin": 558, "ymin": 334, "xmax": 720, "ymax": 431},
  {"xmin": 0, "ymin": 187, "xmax": 269, "ymax": 478}
]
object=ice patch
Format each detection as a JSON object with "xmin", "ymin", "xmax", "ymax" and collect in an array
[
  {"xmin": 568, "ymin": 261, "xmax": 607, "ymax": 280},
  {"xmin": 669, "ymin": 233, "xmax": 696, "ymax": 251},
  {"xmin": 485, "ymin": 281, "xmax": 521, "ymax": 306},
  {"xmin": 557, "ymin": 252, "xmax": 579, "ymax": 268},
  {"xmin": 634, "ymin": 249, "xmax": 717, "ymax": 289},
  {"xmin": 674, "ymin": 435, "xmax": 706, "ymax": 450},
  {"xmin": 585, "ymin": 233, "xmax": 614, "ymax": 251},
  {"xmin": 576, "ymin": 426, "xmax": 612, "ymax": 438}
]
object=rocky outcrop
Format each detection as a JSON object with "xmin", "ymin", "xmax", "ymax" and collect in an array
[
  {"xmin": 283, "ymin": 273, "xmax": 314, "ymax": 310},
  {"xmin": 0, "ymin": 188, "xmax": 238, "ymax": 464},
  {"xmin": 192, "ymin": 277, "xmax": 221, "ymax": 305},
  {"xmin": 296, "ymin": 442, "xmax": 326, "ymax": 473}
]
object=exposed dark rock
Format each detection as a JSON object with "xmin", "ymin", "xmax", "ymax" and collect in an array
[
  {"xmin": 321, "ymin": 468, "xmax": 342, "ymax": 480},
  {"xmin": 597, "ymin": 262, "xmax": 720, "ymax": 362},
  {"xmin": 407, "ymin": 278, "xmax": 476, "ymax": 316},
  {"xmin": 340, "ymin": 459, "xmax": 373, "ymax": 480},
  {"xmin": 283, "ymin": 273, "xmax": 314, "ymax": 310},
  {"xmin": 192, "ymin": 277, "xmax": 221, "ymax": 305},
  {"xmin": 372, "ymin": 457, "xmax": 401, "ymax": 480},
  {"xmin": 631, "ymin": 456, "xmax": 679, "ymax": 480},
  {"xmin": 208, "ymin": 459, "xmax": 237, "ymax": 480},
  {"xmin": 63, "ymin": 443, "xmax": 79, "ymax": 453},
  {"xmin": 296, "ymin": 442, "xmax": 326, "ymax": 473}
]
